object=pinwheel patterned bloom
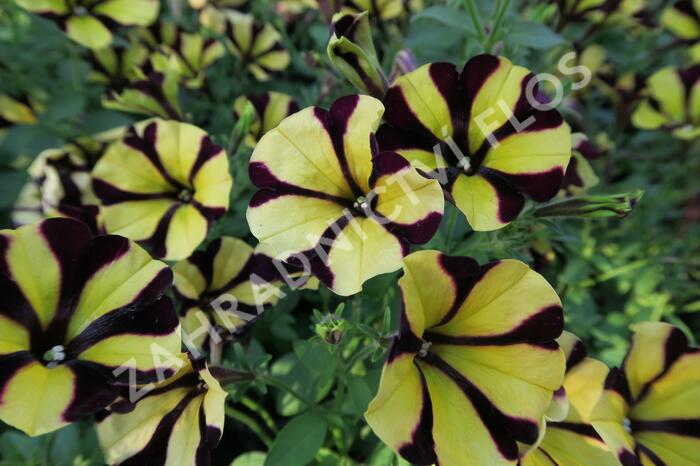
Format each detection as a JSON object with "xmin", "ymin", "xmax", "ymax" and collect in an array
[
  {"xmin": 247, "ymin": 95, "xmax": 444, "ymax": 296},
  {"xmin": 173, "ymin": 237, "xmax": 283, "ymax": 351},
  {"xmin": 138, "ymin": 22, "xmax": 225, "ymax": 89},
  {"xmin": 97, "ymin": 356, "xmax": 226, "ymax": 466},
  {"xmin": 223, "ymin": 11, "xmax": 290, "ymax": 81},
  {"xmin": 591, "ymin": 322, "xmax": 700, "ymax": 465},
  {"xmin": 632, "ymin": 64, "xmax": 700, "ymax": 140},
  {"xmin": 88, "ymin": 43, "xmax": 150, "ymax": 90},
  {"xmin": 233, "ymin": 92, "xmax": 300, "ymax": 147},
  {"xmin": 15, "ymin": 0, "xmax": 159, "ymax": 50},
  {"xmin": 520, "ymin": 332, "xmax": 617, "ymax": 466},
  {"xmin": 103, "ymin": 61, "xmax": 183, "ymax": 120},
  {"xmin": 377, "ymin": 55, "xmax": 571, "ymax": 231},
  {"xmin": 365, "ymin": 250, "xmax": 566, "ymax": 465},
  {"xmin": 189, "ymin": 0, "xmax": 249, "ymax": 32},
  {"xmin": 92, "ymin": 119, "xmax": 233, "ymax": 261},
  {"xmin": 559, "ymin": 133, "xmax": 601, "ymax": 196},
  {"xmin": 0, "ymin": 218, "xmax": 181, "ymax": 437},
  {"xmin": 12, "ymin": 128, "xmax": 125, "ymax": 230},
  {"xmin": 342, "ymin": 0, "xmax": 423, "ymax": 21}
]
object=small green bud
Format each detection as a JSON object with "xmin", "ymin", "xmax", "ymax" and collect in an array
[
  {"xmin": 315, "ymin": 315, "xmax": 346, "ymax": 345},
  {"xmin": 534, "ymin": 190, "xmax": 644, "ymax": 219},
  {"xmin": 327, "ymin": 11, "xmax": 388, "ymax": 98}
]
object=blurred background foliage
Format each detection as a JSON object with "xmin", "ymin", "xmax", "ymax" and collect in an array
[{"xmin": 0, "ymin": 0, "xmax": 698, "ymax": 464}]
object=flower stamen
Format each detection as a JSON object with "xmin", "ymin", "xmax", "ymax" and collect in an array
[{"xmin": 43, "ymin": 345, "xmax": 66, "ymax": 368}]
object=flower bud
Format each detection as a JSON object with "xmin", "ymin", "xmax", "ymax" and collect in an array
[
  {"xmin": 327, "ymin": 11, "xmax": 388, "ymax": 98},
  {"xmin": 534, "ymin": 190, "xmax": 643, "ymax": 219},
  {"xmin": 315, "ymin": 315, "xmax": 346, "ymax": 345}
]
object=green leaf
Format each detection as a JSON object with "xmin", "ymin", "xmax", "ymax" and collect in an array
[
  {"xmin": 264, "ymin": 411, "xmax": 328, "ymax": 466},
  {"xmin": 412, "ymin": 6, "xmax": 476, "ymax": 34},
  {"xmin": 507, "ymin": 21, "xmax": 566, "ymax": 49},
  {"xmin": 231, "ymin": 452, "xmax": 266, "ymax": 466},
  {"xmin": 0, "ymin": 171, "xmax": 27, "ymax": 209}
]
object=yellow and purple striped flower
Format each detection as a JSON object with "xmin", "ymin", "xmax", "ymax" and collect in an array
[
  {"xmin": 103, "ymin": 61, "xmax": 183, "ymax": 120},
  {"xmin": 173, "ymin": 237, "xmax": 283, "ymax": 351},
  {"xmin": 189, "ymin": 0, "xmax": 249, "ymax": 32},
  {"xmin": 632, "ymin": 64, "xmax": 700, "ymax": 140},
  {"xmin": 591, "ymin": 322, "xmax": 700, "ymax": 465},
  {"xmin": 342, "ymin": 0, "xmax": 423, "ymax": 21},
  {"xmin": 12, "ymin": 128, "xmax": 126, "ymax": 231},
  {"xmin": 246, "ymin": 95, "xmax": 444, "ymax": 296},
  {"xmin": 0, "ymin": 218, "xmax": 181, "ymax": 437},
  {"xmin": 223, "ymin": 11, "xmax": 290, "ymax": 81},
  {"xmin": 15, "ymin": 0, "xmax": 159, "ymax": 50},
  {"xmin": 520, "ymin": 332, "xmax": 618, "ymax": 466},
  {"xmin": 96, "ymin": 356, "xmax": 227, "ymax": 466},
  {"xmin": 138, "ymin": 21, "xmax": 226, "ymax": 89},
  {"xmin": 365, "ymin": 250, "xmax": 566, "ymax": 465},
  {"xmin": 92, "ymin": 119, "xmax": 233, "ymax": 261},
  {"xmin": 378, "ymin": 55, "xmax": 571, "ymax": 231},
  {"xmin": 233, "ymin": 92, "xmax": 300, "ymax": 147}
]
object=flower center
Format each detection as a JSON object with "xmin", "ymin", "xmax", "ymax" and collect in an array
[
  {"xmin": 73, "ymin": 6, "xmax": 89, "ymax": 16},
  {"xmin": 623, "ymin": 417, "xmax": 632, "ymax": 434},
  {"xmin": 178, "ymin": 189, "xmax": 193, "ymax": 203},
  {"xmin": 418, "ymin": 340, "xmax": 432, "ymax": 358},
  {"xmin": 43, "ymin": 345, "xmax": 66, "ymax": 368},
  {"xmin": 353, "ymin": 195, "xmax": 369, "ymax": 212}
]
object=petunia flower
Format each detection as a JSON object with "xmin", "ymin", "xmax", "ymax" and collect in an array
[
  {"xmin": 365, "ymin": 250, "xmax": 566, "ymax": 465},
  {"xmin": 631, "ymin": 64, "xmax": 700, "ymax": 140},
  {"xmin": 173, "ymin": 237, "xmax": 283, "ymax": 352},
  {"xmin": 342, "ymin": 0, "xmax": 423, "ymax": 21},
  {"xmin": 559, "ymin": 133, "xmax": 601, "ymax": 196},
  {"xmin": 88, "ymin": 42, "xmax": 151, "ymax": 90},
  {"xmin": 223, "ymin": 11, "xmax": 290, "ymax": 81},
  {"xmin": 591, "ymin": 322, "xmax": 700, "ymax": 465},
  {"xmin": 556, "ymin": 0, "xmax": 649, "ymax": 27},
  {"xmin": 0, "ymin": 218, "xmax": 181, "ymax": 437},
  {"xmin": 96, "ymin": 356, "xmax": 227, "ymax": 466},
  {"xmin": 377, "ymin": 55, "xmax": 571, "ymax": 231},
  {"xmin": 103, "ymin": 61, "xmax": 183, "ymax": 120},
  {"xmin": 189, "ymin": 0, "xmax": 249, "ymax": 32},
  {"xmin": 138, "ymin": 21, "xmax": 226, "ymax": 89},
  {"xmin": 246, "ymin": 95, "xmax": 444, "ymax": 296},
  {"xmin": 12, "ymin": 128, "xmax": 126, "ymax": 231},
  {"xmin": 233, "ymin": 92, "xmax": 300, "ymax": 148},
  {"xmin": 15, "ymin": 0, "xmax": 159, "ymax": 50},
  {"xmin": 92, "ymin": 119, "xmax": 233, "ymax": 261},
  {"xmin": 520, "ymin": 332, "xmax": 618, "ymax": 466}
]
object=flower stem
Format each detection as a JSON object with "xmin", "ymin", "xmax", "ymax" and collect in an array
[
  {"xmin": 242, "ymin": 397, "xmax": 279, "ymax": 434},
  {"xmin": 486, "ymin": 0, "xmax": 510, "ymax": 52},
  {"xmin": 464, "ymin": 0, "xmax": 487, "ymax": 45},
  {"xmin": 259, "ymin": 375, "xmax": 316, "ymax": 408},
  {"xmin": 225, "ymin": 405, "xmax": 273, "ymax": 447}
]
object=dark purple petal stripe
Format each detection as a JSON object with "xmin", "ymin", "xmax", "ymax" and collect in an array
[
  {"xmin": 398, "ymin": 364, "xmax": 437, "ymax": 465},
  {"xmin": 425, "ymin": 305, "xmax": 564, "ymax": 346}
]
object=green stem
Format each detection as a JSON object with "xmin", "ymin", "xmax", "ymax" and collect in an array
[
  {"xmin": 259, "ymin": 375, "xmax": 316, "ymax": 408},
  {"xmin": 242, "ymin": 397, "xmax": 279, "ymax": 434},
  {"xmin": 443, "ymin": 207, "xmax": 459, "ymax": 253},
  {"xmin": 464, "ymin": 0, "xmax": 487, "ymax": 45},
  {"xmin": 225, "ymin": 405, "xmax": 273, "ymax": 447},
  {"xmin": 486, "ymin": 0, "xmax": 510, "ymax": 52},
  {"xmin": 346, "ymin": 344, "xmax": 377, "ymax": 372}
]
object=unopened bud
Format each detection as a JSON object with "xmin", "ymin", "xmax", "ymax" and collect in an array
[
  {"xmin": 534, "ymin": 190, "xmax": 643, "ymax": 219},
  {"xmin": 327, "ymin": 11, "xmax": 388, "ymax": 98}
]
